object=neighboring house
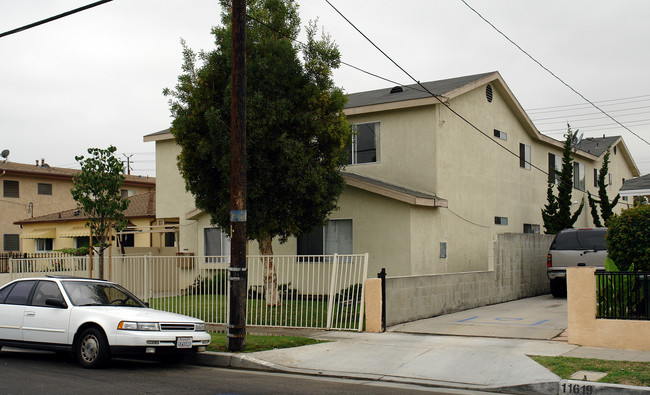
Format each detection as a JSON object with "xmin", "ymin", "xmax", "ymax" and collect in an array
[
  {"xmin": 144, "ymin": 71, "xmax": 639, "ymax": 276},
  {"xmin": 13, "ymin": 192, "xmax": 174, "ymax": 254},
  {"xmin": 619, "ymin": 173, "xmax": 650, "ymax": 201},
  {"xmin": 1, "ymin": 160, "xmax": 155, "ymax": 253}
]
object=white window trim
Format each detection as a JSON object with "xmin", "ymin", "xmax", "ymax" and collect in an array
[{"xmin": 350, "ymin": 121, "xmax": 380, "ymax": 165}]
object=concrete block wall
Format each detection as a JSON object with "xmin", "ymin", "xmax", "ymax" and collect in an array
[{"xmin": 385, "ymin": 233, "xmax": 554, "ymax": 326}]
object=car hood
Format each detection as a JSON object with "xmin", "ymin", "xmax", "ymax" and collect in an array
[{"xmin": 73, "ymin": 306, "xmax": 203, "ymax": 323}]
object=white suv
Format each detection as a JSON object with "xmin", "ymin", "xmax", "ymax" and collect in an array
[
  {"xmin": 546, "ymin": 228, "xmax": 607, "ymax": 297},
  {"xmin": 0, "ymin": 276, "xmax": 211, "ymax": 368}
]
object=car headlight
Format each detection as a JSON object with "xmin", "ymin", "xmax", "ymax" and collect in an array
[
  {"xmin": 118, "ymin": 321, "xmax": 160, "ymax": 331},
  {"xmin": 194, "ymin": 323, "xmax": 206, "ymax": 332}
]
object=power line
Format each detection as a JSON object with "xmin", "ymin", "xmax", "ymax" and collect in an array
[
  {"xmin": 527, "ymin": 94, "xmax": 650, "ymax": 113},
  {"xmin": 532, "ymin": 105, "xmax": 650, "ymax": 123},
  {"xmin": 459, "ymin": 0, "xmax": 650, "ymax": 147},
  {"xmin": 325, "ymin": 0, "xmax": 549, "ymax": 176},
  {"xmin": 0, "ymin": 0, "xmax": 113, "ymax": 39}
]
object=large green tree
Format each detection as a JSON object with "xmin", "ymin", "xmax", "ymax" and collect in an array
[
  {"xmin": 164, "ymin": 0, "xmax": 351, "ymax": 305},
  {"xmin": 541, "ymin": 125, "xmax": 584, "ymax": 234},
  {"xmin": 587, "ymin": 149, "xmax": 619, "ymax": 227},
  {"xmin": 70, "ymin": 146, "xmax": 130, "ymax": 279}
]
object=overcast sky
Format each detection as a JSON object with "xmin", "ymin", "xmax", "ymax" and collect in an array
[{"xmin": 2, "ymin": 1, "xmax": 649, "ymax": 177}]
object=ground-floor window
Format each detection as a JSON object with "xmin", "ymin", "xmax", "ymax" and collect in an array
[
  {"xmin": 204, "ymin": 227, "xmax": 231, "ymax": 256},
  {"xmin": 35, "ymin": 238, "xmax": 53, "ymax": 252},
  {"xmin": 523, "ymin": 224, "xmax": 541, "ymax": 234},
  {"xmin": 75, "ymin": 237, "xmax": 90, "ymax": 248},
  {"xmin": 297, "ymin": 219, "xmax": 353, "ymax": 255}
]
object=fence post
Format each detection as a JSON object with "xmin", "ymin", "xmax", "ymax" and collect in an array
[
  {"xmin": 378, "ymin": 268, "xmax": 386, "ymax": 332},
  {"xmin": 356, "ymin": 253, "xmax": 370, "ymax": 332},
  {"xmin": 326, "ymin": 254, "xmax": 339, "ymax": 330}
]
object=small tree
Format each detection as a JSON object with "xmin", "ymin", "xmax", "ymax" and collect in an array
[
  {"xmin": 164, "ymin": 0, "xmax": 351, "ymax": 305},
  {"xmin": 606, "ymin": 205, "xmax": 650, "ymax": 271},
  {"xmin": 542, "ymin": 125, "xmax": 584, "ymax": 234},
  {"xmin": 587, "ymin": 149, "xmax": 619, "ymax": 227},
  {"xmin": 70, "ymin": 146, "xmax": 130, "ymax": 279}
]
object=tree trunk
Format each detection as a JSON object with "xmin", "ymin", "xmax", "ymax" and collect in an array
[
  {"xmin": 259, "ymin": 234, "xmax": 280, "ymax": 306},
  {"xmin": 98, "ymin": 236, "xmax": 105, "ymax": 280}
]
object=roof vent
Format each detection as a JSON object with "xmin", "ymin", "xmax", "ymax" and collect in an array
[
  {"xmin": 486, "ymin": 84, "xmax": 493, "ymax": 103},
  {"xmin": 390, "ymin": 86, "xmax": 404, "ymax": 94}
]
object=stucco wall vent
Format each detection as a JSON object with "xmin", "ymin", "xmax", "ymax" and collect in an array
[{"xmin": 485, "ymin": 84, "xmax": 493, "ymax": 103}]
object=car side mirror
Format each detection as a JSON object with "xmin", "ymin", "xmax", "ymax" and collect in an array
[{"xmin": 45, "ymin": 298, "xmax": 68, "ymax": 309}]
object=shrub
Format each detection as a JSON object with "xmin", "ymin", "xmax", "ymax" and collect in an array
[
  {"xmin": 185, "ymin": 270, "xmax": 228, "ymax": 295},
  {"xmin": 607, "ymin": 205, "xmax": 650, "ymax": 271}
]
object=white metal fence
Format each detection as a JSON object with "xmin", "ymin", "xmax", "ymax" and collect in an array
[{"xmin": 5, "ymin": 253, "xmax": 369, "ymax": 331}]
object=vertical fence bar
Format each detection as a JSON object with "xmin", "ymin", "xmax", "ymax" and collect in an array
[{"xmin": 325, "ymin": 254, "xmax": 339, "ymax": 330}]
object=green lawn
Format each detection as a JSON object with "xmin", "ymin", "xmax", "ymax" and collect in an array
[
  {"xmin": 531, "ymin": 355, "xmax": 650, "ymax": 387},
  {"xmin": 149, "ymin": 294, "xmax": 362, "ymax": 330},
  {"xmin": 207, "ymin": 333, "xmax": 325, "ymax": 353}
]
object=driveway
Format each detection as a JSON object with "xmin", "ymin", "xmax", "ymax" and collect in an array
[{"xmin": 388, "ymin": 294, "xmax": 567, "ymax": 340}]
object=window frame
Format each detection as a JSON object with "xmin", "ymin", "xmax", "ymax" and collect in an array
[
  {"xmin": 493, "ymin": 129, "xmax": 507, "ymax": 141},
  {"xmin": 35, "ymin": 238, "xmax": 53, "ymax": 252},
  {"xmin": 348, "ymin": 121, "xmax": 380, "ymax": 165},
  {"xmin": 3, "ymin": 180, "xmax": 19, "ymax": 198},
  {"xmin": 297, "ymin": 219, "xmax": 353, "ymax": 255},
  {"xmin": 519, "ymin": 143, "xmax": 531, "ymax": 170},
  {"xmin": 573, "ymin": 161, "xmax": 585, "ymax": 191},
  {"xmin": 3, "ymin": 234, "xmax": 20, "ymax": 252},
  {"xmin": 37, "ymin": 182, "xmax": 53, "ymax": 196}
]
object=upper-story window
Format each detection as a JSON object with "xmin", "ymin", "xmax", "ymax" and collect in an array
[
  {"xmin": 519, "ymin": 143, "xmax": 531, "ymax": 170},
  {"xmin": 573, "ymin": 161, "xmax": 585, "ymax": 191},
  {"xmin": 3, "ymin": 180, "xmax": 18, "ymax": 198},
  {"xmin": 348, "ymin": 122, "xmax": 379, "ymax": 165},
  {"xmin": 548, "ymin": 153, "xmax": 561, "ymax": 184},
  {"xmin": 37, "ymin": 183, "xmax": 52, "ymax": 195},
  {"xmin": 493, "ymin": 129, "xmax": 507, "ymax": 141},
  {"xmin": 121, "ymin": 189, "xmax": 136, "ymax": 197}
]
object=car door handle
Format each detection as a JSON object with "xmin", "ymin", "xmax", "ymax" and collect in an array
[{"xmin": 25, "ymin": 311, "xmax": 35, "ymax": 317}]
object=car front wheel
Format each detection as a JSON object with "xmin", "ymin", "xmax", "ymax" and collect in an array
[{"xmin": 75, "ymin": 327, "xmax": 111, "ymax": 369}]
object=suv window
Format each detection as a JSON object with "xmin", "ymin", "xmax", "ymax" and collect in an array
[{"xmin": 551, "ymin": 229, "xmax": 607, "ymax": 251}]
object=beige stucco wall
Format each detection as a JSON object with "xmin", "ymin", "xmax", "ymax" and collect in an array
[
  {"xmin": 154, "ymin": 139, "xmax": 201, "ymax": 254},
  {"xmin": 567, "ymin": 267, "xmax": 650, "ymax": 351},
  {"xmin": 1, "ymin": 176, "xmax": 77, "ymax": 252},
  {"xmin": 150, "ymin": 76, "xmax": 639, "ymax": 276},
  {"xmin": 346, "ymin": 79, "xmax": 639, "ymax": 274}
]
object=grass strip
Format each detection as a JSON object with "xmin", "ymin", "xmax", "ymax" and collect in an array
[
  {"xmin": 531, "ymin": 355, "xmax": 650, "ymax": 387},
  {"xmin": 207, "ymin": 333, "xmax": 325, "ymax": 353}
]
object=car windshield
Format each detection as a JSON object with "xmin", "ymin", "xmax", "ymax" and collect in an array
[{"xmin": 61, "ymin": 281, "xmax": 146, "ymax": 307}]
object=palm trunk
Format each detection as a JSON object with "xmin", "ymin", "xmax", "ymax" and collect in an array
[{"xmin": 259, "ymin": 234, "xmax": 280, "ymax": 306}]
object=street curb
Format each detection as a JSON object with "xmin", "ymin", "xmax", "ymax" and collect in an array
[{"xmin": 190, "ymin": 352, "xmax": 650, "ymax": 395}]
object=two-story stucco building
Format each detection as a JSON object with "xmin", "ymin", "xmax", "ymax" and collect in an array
[
  {"xmin": 0, "ymin": 160, "xmax": 155, "ymax": 253},
  {"xmin": 145, "ymin": 71, "xmax": 639, "ymax": 277}
]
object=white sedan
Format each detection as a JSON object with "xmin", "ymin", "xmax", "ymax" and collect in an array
[{"xmin": 0, "ymin": 276, "xmax": 211, "ymax": 368}]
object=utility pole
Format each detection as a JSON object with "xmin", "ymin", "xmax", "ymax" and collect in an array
[
  {"xmin": 122, "ymin": 154, "xmax": 133, "ymax": 175},
  {"xmin": 228, "ymin": 0, "xmax": 247, "ymax": 352}
]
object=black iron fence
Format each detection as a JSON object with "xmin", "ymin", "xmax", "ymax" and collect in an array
[{"xmin": 596, "ymin": 271, "xmax": 650, "ymax": 320}]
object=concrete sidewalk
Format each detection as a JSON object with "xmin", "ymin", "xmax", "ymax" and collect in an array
[{"xmin": 194, "ymin": 330, "xmax": 650, "ymax": 394}]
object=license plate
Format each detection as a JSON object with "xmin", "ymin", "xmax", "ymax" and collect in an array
[{"xmin": 176, "ymin": 337, "xmax": 192, "ymax": 349}]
